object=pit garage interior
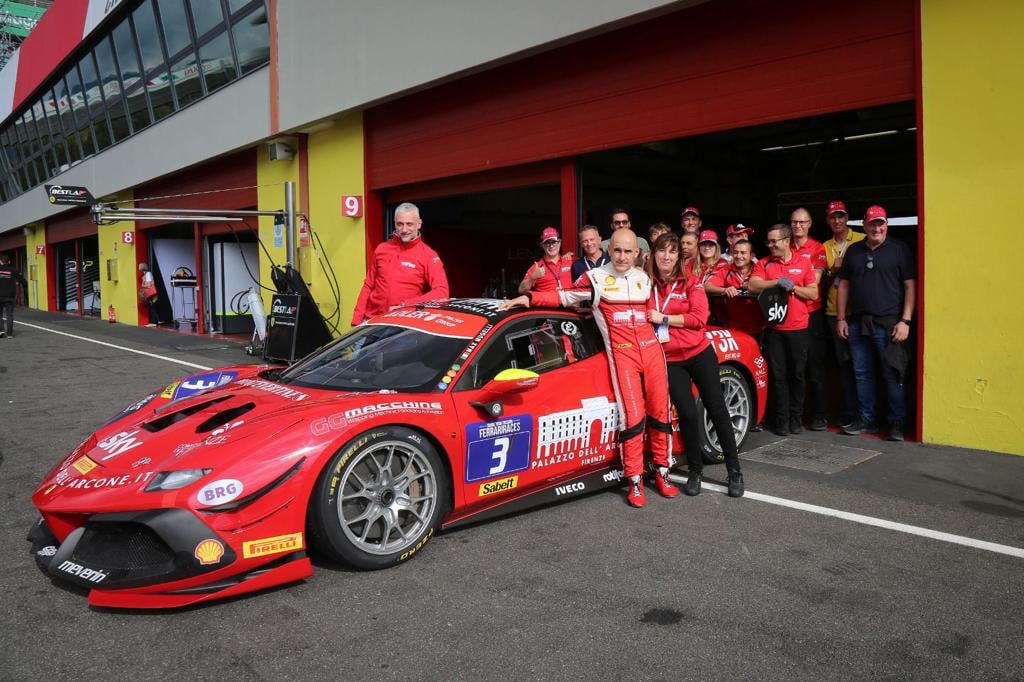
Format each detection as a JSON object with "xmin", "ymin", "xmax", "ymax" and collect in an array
[{"xmin": 385, "ymin": 101, "xmax": 918, "ymax": 430}]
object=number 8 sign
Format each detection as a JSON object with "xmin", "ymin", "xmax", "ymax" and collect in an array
[{"xmin": 341, "ymin": 195, "xmax": 363, "ymax": 218}]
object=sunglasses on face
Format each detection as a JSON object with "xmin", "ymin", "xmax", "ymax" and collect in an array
[{"xmin": 543, "ymin": 239, "xmax": 561, "ymax": 246}]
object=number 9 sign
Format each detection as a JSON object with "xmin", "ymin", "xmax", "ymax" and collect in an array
[{"xmin": 341, "ymin": 195, "xmax": 363, "ymax": 218}]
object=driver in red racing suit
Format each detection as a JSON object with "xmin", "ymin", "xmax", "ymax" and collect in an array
[{"xmin": 500, "ymin": 230, "xmax": 677, "ymax": 508}]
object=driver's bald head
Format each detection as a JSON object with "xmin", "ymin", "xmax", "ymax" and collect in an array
[{"xmin": 610, "ymin": 228, "xmax": 638, "ymax": 252}]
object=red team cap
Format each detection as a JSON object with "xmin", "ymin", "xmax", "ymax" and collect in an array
[
  {"xmin": 540, "ymin": 226, "xmax": 561, "ymax": 243},
  {"xmin": 698, "ymin": 230, "xmax": 718, "ymax": 244},
  {"xmin": 681, "ymin": 206, "xmax": 701, "ymax": 217},
  {"xmin": 726, "ymin": 223, "xmax": 753, "ymax": 236},
  {"xmin": 864, "ymin": 205, "xmax": 887, "ymax": 223},
  {"xmin": 827, "ymin": 200, "xmax": 848, "ymax": 215}
]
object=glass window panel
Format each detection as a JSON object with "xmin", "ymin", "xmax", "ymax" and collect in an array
[
  {"xmin": 124, "ymin": 83, "xmax": 152, "ymax": 132},
  {"xmin": 78, "ymin": 53, "xmax": 104, "ymax": 113},
  {"xmin": 65, "ymin": 65, "xmax": 91, "ymax": 127},
  {"xmin": 33, "ymin": 100, "xmax": 52, "ymax": 150},
  {"xmin": 157, "ymin": 0, "xmax": 191, "ymax": 58},
  {"xmin": 189, "ymin": 0, "xmax": 224, "ymax": 38},
  {"xmin": 170, "ymin": 50, "xmax": 203, "ymax": 108},
  {"xmin": 23, "ymin": 111, "xmax": 40, "ymax": 155},
  {"xmin": 94, "ymin": 39, "xmax": 122, "ymax": 102},
  {"xmin": 78, "ymin": 125, "xmax": 97, "ymax": 158},
  {"xmin": 93, "ymin": 115, "xmax": 113, "ymax": 151},
  {"xmin": 112, "ymin": 19, "xmax": 143, "ymax": 88},
  {"xmin": 232, "ymin": 6, "xmax": 269, "ymax": 75},
  {"xmin": 33, "ymin": 157, "xmax": 47, "ymax": 184},
  {"xmin": 133, "ymin": 1, "xmax": 166, "ymax": 76},
  {"xmin": 147, "ymin": 68, "xmax": 176, "ymax": 120},
  {"xmin": 228, "ymin": 0, "xmax": 254, "ymax": 16},
  {"xmin": 55, "ymin": 78, "xmax": 76, "ymax": 136},
  {"xmin": 199, "ymin": 30, "xmax": 236, "ymax": 92},
  {"xmin": 23, "ymin": 162, "xmax": 36, "ymax": 188},
  {"xmin": 52, "ymin": 139, "xmax": 69, "ymax": 171},
  {"xmin": 109, "ymin": 102, "xmax": 130, "ymax": 141},
  {"xmin": 44, "ymin": 88, "xmax": 63, "ymax": 136},
  {"xmin": 65, "ymin": 130, "xmax": 83, "ymax": 165}
]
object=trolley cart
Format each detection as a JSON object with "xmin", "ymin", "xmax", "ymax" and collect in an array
[{"xmin": 170, "ymin": 266, "xmax": 198, "ymax": 330}]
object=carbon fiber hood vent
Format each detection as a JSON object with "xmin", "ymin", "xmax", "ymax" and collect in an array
[
  {"xmin": 195, "ymin": 403, "xmax": 256, "ymax": 433},
  {"xmin": 142, "ymin": 396, "xmax": 231, "ymax": 432}
]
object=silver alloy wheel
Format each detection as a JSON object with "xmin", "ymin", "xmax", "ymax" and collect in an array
[
  {"xmin": 704, "ymin": 370, "xmax": 751, "ymax": 451},
  {"xmin": 337, "ymin": 439, "xmax": 438, "ymax": 556}
]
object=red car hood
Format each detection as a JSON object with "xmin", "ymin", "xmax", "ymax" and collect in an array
[{"xmin": 32, "ymin": 379, "xmax": 332, "ymax": 511}]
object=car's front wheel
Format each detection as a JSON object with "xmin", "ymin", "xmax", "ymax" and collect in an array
[
  {"xmin": 310, "ymin": 426, "xmax": 447, "ymax": 569},
  {"xmin": 696, "ymin": 364, "xmax": 753, "ymax": 464}
]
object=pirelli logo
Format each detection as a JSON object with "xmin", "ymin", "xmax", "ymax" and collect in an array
[
  {"xmin": 242, "ymin": 532, "xmax": 304, "ymax": 559},
  {"xmin": 478, "ymin": 476, "xmax": 518, "ymax": 497}
]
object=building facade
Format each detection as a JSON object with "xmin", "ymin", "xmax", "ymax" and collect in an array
[{"xmin": 0, "ymin": 0, "xmax": 1020, "ymax": 456}]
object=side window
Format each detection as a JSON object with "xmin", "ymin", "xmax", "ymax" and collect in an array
[{"xmin": 456, "ymin": 315, "xmax": 598, "ymax": 391}]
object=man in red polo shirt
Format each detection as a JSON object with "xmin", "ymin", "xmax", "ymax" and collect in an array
[
  {"xmin": 790, "ymin": 207, "xmax": 829, "ymax": 430},
  {"xmin": 705, "ymin": 239, "xmax": 764, "ymax": 339},
  {"xmin": 723, "ymin": 223, "xmax": 755, "ymax": 263},
  {"xmin": 519, "ymin": 226, "xmax": 574, "ymax": 294},
  {"xmin": 748, "ymin": 223, "xmax": 818, "ymax": 436}
]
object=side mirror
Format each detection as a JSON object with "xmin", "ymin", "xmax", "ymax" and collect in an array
[
  {"xmin": 483, "ymin": 368, "xmax": 540, "ymax": 397},
  {"xmin": 471, "ymin": 369, "xmax": 540, "ymax": 418}
]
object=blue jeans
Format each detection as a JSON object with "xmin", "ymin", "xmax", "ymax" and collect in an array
[{"xmin": 847, "ymin": 319, "xmax": 906, "ymax": 424}]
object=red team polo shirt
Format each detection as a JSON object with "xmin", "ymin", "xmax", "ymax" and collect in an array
[
  {"xmin": 790, "ymin": 238, "xmax": 827, "ymax": 313},
  {"xmin": 649, "ymin": 275, "xmax": 710, "ymax": 362},
  {"xmin": 707, "ymin": 266, "xmax": 765, "ymax": 338},
  {"xmin": 751, "ymin": 256, "xmax": 816, "ymax": 331},
  {"xmin": 523, "ymin": 254, "xmax": 575, "ymax": 292}
]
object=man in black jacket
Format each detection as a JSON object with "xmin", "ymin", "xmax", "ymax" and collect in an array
[{"xmin": 0, "ymin": 254, "xmax": 28, "ymax": 338}]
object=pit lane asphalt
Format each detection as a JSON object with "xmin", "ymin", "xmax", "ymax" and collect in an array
[{"xmin": 2, "ymin": 309, "xmax": 1022, "ymax": 680}]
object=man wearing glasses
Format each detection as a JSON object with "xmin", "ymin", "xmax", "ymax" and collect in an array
[
  {"xmin": 600, "ymin": 209, "xmax": 648, "ymax": 267},
  {"xmin": 836, "ymin": 205, "xmax": 916, "ymax": 441},
  {"xmin": 790, "ymin": 207, "xmax": 829, "ymax": 431},
  {"xmin": 519, "ymin": 226, "xmax": 575, "ymax": 294},
  {"xmin": 748, "ymin": 224, "xmax": 819, "ymax": 436}
]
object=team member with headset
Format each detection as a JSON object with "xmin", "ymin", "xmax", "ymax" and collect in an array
[{"xmin": 646, "ymin": 233, "xmax": 744, "ymax": 497}]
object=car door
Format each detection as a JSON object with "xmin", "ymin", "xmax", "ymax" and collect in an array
[{"xmin": 450, "ymin": 312, "xmax": 618, "ymax": 508}]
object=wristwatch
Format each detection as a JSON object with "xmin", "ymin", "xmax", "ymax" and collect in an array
[{"xmin": 901, "ymin": 319, "xmax": 912, "ymax": 325}]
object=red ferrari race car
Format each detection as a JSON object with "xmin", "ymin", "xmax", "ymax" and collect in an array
[{"xmin": 28, "ymin": 299, "xmax": 766, "ymax": 608}]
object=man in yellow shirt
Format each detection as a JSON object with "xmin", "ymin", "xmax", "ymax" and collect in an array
[{"xmin": 822, "ymin": 201, "xmax": 865, "ymax": 428}]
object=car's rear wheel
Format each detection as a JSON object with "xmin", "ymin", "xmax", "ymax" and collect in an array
[
  {"xmin": 310, "ymin": 426, "xmax": 447, "ymax": 569},
  {"xmin": 696, "ymin": 364, "xmax": 753, "ymax": 464}
]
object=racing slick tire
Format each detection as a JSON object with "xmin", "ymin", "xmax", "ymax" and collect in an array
[
  {"xmin": 696, "ymin": 364, "xmax": 753, "ymax": 464},
  {"xmin": 310, "ymin": 426, "xmax": 448, "ymax": 570}
]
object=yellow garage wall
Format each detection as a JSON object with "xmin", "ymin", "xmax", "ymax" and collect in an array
[
  {"xmin": 922, "ymin": 0, "xmax": 1024, "ymax": 455},
  {"xmin": 95, "ymin": 190, "xmax": 140, "ymax": 326},
  {"xmin": 22, "ymin": 223, "xmax": 47, "ymax": 310},
  {"xmin": 256, "ymin": 144, "xmax": 295, "ymax": 314},
  {"xmin": 305, "ymin": 113, "xmax": 366, "ymax": 335}
]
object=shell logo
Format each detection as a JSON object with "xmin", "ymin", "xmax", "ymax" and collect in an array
[
  {"xmin": 194, "ymin": 539, "xmax": 225, "ymax": 565},
  {"xmin": 605, "ymin": 275, "xmax": 616, "ymax": 285}
]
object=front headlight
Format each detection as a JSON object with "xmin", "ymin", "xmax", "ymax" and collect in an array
[{"xmin": 145, "ymin": 468, "xmax": 212, "ymax": 492}]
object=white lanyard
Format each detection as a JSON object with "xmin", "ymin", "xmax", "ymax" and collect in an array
[{"xmin": 653, "ymin": 281, "xmax": 679, "ymax": 313}]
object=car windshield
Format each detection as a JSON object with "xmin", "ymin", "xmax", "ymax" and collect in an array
[{"xmin": 277, "ymin": 324, "xmax": 467, "ymax": 392}]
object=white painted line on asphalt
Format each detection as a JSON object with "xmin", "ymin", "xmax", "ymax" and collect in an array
[
  {"xmin": 668, "ymin": 474, "xmax": 1024, "ymax": 559},
  {"xmin": 15, "ymin": 320, "xmax": 213, "ymax": 371}
]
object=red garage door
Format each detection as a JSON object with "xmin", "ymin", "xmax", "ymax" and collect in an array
[{"xmin": 365, "ymin": 0, "xmax": 915, "ymax": 190}]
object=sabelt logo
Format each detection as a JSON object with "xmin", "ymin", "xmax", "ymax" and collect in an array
[
  {"xmin": 478, "ymin": 476, "xmax": 518, "ymax": 497},
  {"xmin": 194, "ymin": 539, "xmax": 225, "ymax": 565},
  {"xmin": 242, "ymin": 532, "xmax": 303, "ymax": 559}
]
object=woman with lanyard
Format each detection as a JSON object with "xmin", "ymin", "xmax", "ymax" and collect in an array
[
  {"xmin": 646, "ymin": 233, "xmax": 744, "ymax": 497},
  {"xmin": 519, "ymin": 226, "xmax": 575, "ymax": 294}
]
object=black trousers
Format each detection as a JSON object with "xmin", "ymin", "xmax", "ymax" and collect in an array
[
  {"xmin": 805, "ymin": 309, "xmax": 827, "ymax": 419},
  {"xmin": 764, "ymin": 327, "xmax": 810, "ymax": 428},
  {"xmin": 0, "ymin": 297, "xmax": 13, "ymax": 335},
  {"xmin": 667, "ymin": 345, "xmax": 740, "ymax": 475}
]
